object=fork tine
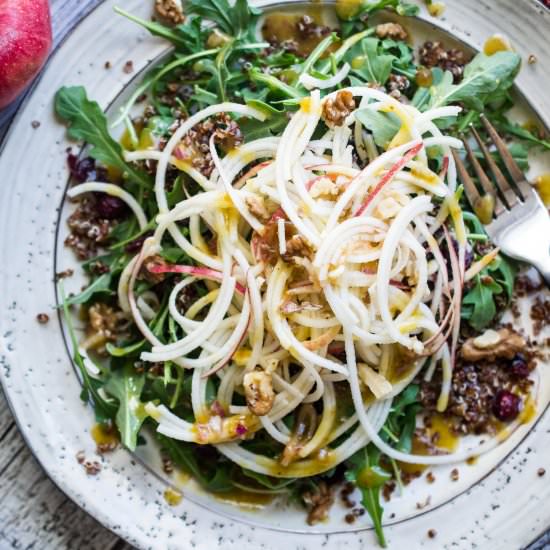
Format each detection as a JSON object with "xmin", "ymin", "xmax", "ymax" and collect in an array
[
  {"xmin": 451, "ymin": 148, "xmax": 482, "ymax": 210},
  {"xmin": 461, "ymin": 134, "xmax": 505, "ymax": 217},
  {"xmin": 479, "ymin": 114, "xmax": 530, "ymax": 201},
  {"xmin": 469, "ymin": 124, "xmax": 517, "ymax": 210}
]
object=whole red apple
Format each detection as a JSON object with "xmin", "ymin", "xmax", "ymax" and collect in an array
[{"xmin": 0, "ymin": 0, "xmax": 52, "ymax": 109}]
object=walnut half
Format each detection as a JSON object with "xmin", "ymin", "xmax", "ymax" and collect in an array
[
  {"xmin": 461, "ymin": 328, "xmax": 526, "ymax": 362},
  {"xmin": 243, "ymin": 369, "xmax": 275, "ymax": 416},
  {"xmin": 322, "ymin": 90, "xmax": 355, "ymax": 127},
  {"xmin": 375, "ymin": 22, "xmax": 408, "ymax": 41},
  {"xmin": 155, "ymin": 0, "xmax": 184, "ymax": 24}
]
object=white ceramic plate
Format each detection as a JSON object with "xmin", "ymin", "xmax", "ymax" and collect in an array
[{"xmin": 1, "ymin": 1, "xmax": 550, "ymax": 548}]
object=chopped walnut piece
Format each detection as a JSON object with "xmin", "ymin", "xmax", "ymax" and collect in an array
[
  {"xmin": 416, "ymin": 495, "xmax": 432, "ymax": 510},
  {"xmin": 174, "ymin": 113, "xmax": 242, "ymax": 177},
  {"xmin": 309, "ymin": 176, "xmax": 344, "ymax": 199},
  {"xmin": 36, "ymin": 313, "xmax": 49, "ymax": 324},
  {"xmin": 375, "ymin": 22, "xmax": 408, "ymax": 41},
  {"xmin": 345, "ymin": 512, "xmax": 356, "ymax": 524},
  {"xmin": 530, "ymin": 295, "xmax": 550, "ymax": 336},
  {"xmin": 283, "ymin": 234, "xmax": 314, "ymax": 261},
  {"xmin": 162, "ymin": 456, "xmax": 174, "ymax": 474},
  {"xmin": 83, "ymin": 460, "xmax": 102, "ymax": 475},
  {"xmin": 245, "ymin": 195, "xmax": 270, "ymax": 223},
  {"xmin": 82, "ymin": 303, "xmax": 126, "ymax": 352},
  {"xmin": 243, "ymin": 369, "xmax": 275, "ymax": 416},
  {"xmin": 155, "ymin": 0, "xmax": 184, "ymax": 24},
  {"xmin": 322, "ymin": 90, "xmax": 355, "ymax": 127},
  {"xmin": 303, "ymin": 481, "xmax": 335, "ymax": 525},
  {"xmin": 461, "ymin": 328, "xmax": 526, "ymax": 362}
]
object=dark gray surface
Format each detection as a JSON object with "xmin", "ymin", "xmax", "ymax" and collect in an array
[{"xmin": 0, "ymin": 1, "xmax": 548, "ymax": 549}]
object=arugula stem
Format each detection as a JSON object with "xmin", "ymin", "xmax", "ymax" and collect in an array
[
  {"xmin": 457, "ymin": 109, "xmax": 479, "ymax": 132},
  {"xmin": 114, "ymin": 7, "xmax": 190, "ymax": 49},
  {"xmin": 301, "ymin": 33, "xmax": 339, "ymax": 78},
  {"xmin": 389, "ymin": 457, "xmax": 404, "ymax": 496},
  {"xmin": 318, "ymin": 28, "xmax": 374, "ymax": 74},
  {"xmin": 249, "ymin": 71, "xmax": 303, "ymax": 99},
  {"xmin": 466, "ymin": 233, "xmax": 489, "ymax": 241},
  {"xmin": 215, "ymin": 40, "xmax": 235, "ymax": 102},
  {"xmin": 170, "ymin": 367, "xmax": 185, "ymax": 409},
  {"xmin": 381, "ymin": 425, "xmax": 399, "ymax": 443}
]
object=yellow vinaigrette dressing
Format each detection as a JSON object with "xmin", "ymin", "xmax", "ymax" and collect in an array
[
  {"xmin": 262, "ymin": 7, "xmax": 331, "ymax": 57},
  {"xmin": 399, "ymin": 414, "xmax": 459, "ymax": 475},
  {"xmin": 90, "ymin": 423, "xmax": 119, "ymax": 451},
  {"xmin": 535, "ymin": 173, "xmax": 550, "ymax": 206},
  {"xmin": 215, "ymin": 489, "xmax": 275, "ymax": 509},
  {"xmin": 163, "ymin": 487, "xmax": 183, "ymax": 506},
  {"xmin": 483, "ymin": 34, "xmax": 513, "ymax": 56}
]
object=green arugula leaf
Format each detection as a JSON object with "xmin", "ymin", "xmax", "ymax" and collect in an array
[
  {"xmin": 249, "ymin": 69, "xmax": 303, "ymax": 99},
  {"xmin": 429, "ymin": 52, "xmax": 521, "ymax": 110},
  {"xmin": 64, "ymin": 272, "xmax": 112, "ymax": 306},
  {"xmin": 240, "ymin": 469, "xmax": 296, "ymax": 491},
  {"xmin": 106, "ymin": 339, "xmax": 145, "ymax": 358},
  {"xmin": 346, "ymin": 446, "xmax": 388, "ymax": 547},
  {"xmin": 396, "ymin": 2, "xmax": 420, "ymax": 15},
  {"xmin": 175, "ymin": 14, "xmax": 208, "ymax": 51},
  {"xmin": 488, "ymin": 254, "xmax": 517, "ymax": 300},
  {"xmin": 239, "ymin": 110, "xmax": 288, "ymax": 142},
  {"xmin": 157, "ymin": 434, "xmax": 235, "ymax": 492},
  {"xmin": 496, "ymin": 119, "xmax": 550, "ymax": 150},
  {"xmin": 462, "ymin": 275, "xmax": 503, "ymax": 330},
  {"xmin": 348, "ymin": 38, "xmax": 394, "ymax": 85},
  {"xmin": 186, "ymin": 0, "xmax": 261, "ymax": 41},
  {"xmin": 385, "ymin": 384, "xmax": 420, "ymax": 453},
  {"xmin": 356, "ymin": 108, "xmax": 401, "ymax": 148},
  {"xmin": 60, "ymin": 285, "xmax": 117, "ymax": 422},
  {"xmin": 55, "ymin": 86, "xmax": 152, "ymax": 188},
  {"xmin": 114, "ymin": 7, "xmax": 194, "ymax": 50},
  {"xmin": 105, "ymin": 364, "xmax": 147, "ymax": 450}
]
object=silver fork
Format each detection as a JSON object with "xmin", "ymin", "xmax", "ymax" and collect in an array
[{"xmin": 451, "ymin": 114, "xmax": 550, "ymax": 286}]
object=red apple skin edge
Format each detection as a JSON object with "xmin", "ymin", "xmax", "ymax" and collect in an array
[{"xmin": 0, "ymin": 0, "xmax": 52, "ymax": 109}]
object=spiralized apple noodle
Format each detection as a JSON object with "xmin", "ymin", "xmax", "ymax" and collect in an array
[{"xmin": 71, "ymin": 86, "xmax": 536, "ymax": 478}]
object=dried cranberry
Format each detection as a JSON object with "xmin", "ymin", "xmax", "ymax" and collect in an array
[
  {"xmin": 492, "ymin": 390, "xmax": 521, "ymax": 422},
  {"xmin": 95, "ymin": 193, "xmax": 127, "ymax": 219},
  {"xmin": 68, "ymin": 154, "xmax": 97, "ymax": 182},
  {"xmin": 125, "ymin": 232, "xmax": 152, "ymax": 253},
  {"xmin": 510, "ymin": 354, "xmax": 529, "ymax": 378}
]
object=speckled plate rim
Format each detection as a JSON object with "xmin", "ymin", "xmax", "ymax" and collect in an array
[{"xmin": 1, "ymin": 1, "xmax": 550, "ymax": 549}]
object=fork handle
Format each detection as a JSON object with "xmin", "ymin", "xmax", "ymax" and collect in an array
[{"xmin": 533, "ymin": 256, "xmax": 550, "ymax": 288}]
